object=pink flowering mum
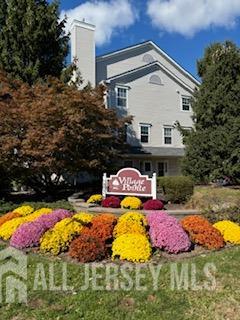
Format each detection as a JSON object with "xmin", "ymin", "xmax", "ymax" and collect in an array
[
  {"xmin": 147, "ymin": 212, "xmax": 191, "ymax": 254},
  {"xmin": 10, "ymin": 209, "xmax": 72, "ymax": 249}
]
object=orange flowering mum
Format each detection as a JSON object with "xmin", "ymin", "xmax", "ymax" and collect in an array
[
  {"xmin": 181, "ymin": 215, "xmax": 224, "ymax": 250},
  {"xmin": 81, "ymin": 213, "xmax": 118, "ymax": 243},
  {"xmin": 0, "ymin": 212, "xmax": 21, "ymax": 228}
]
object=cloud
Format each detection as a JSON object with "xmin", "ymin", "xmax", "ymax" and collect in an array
[
  {"xmin": 61, "ymin": 0, "xmax": 137, "ymax": 46},
  {"xmin": 147, "ymin": 0, "xmax": 240, "ymax": 36}
]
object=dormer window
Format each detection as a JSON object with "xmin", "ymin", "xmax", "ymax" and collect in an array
[{"xmin": 116, "ymin": 86, "xmax": 128, "ymax": 108}]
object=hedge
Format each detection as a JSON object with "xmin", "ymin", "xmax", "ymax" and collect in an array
[{"xmin": 157, "ymin": 176, "xmax": 194, "ymax": 203}]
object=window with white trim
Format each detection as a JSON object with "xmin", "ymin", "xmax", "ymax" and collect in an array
[
  {"xmin": 164, "ymin": 127, "xmax": 172, "ymax": 145},
  {"xmin": 181, "ymin": 96, "xmax": 191, "ymax": 111},
  {"xmin": 140, "ymin": 124, "xmax": 151, "ymax": 143},
  {"xmin": 116, "ymin": 87, "xmax": 127, "ymax": 108}
]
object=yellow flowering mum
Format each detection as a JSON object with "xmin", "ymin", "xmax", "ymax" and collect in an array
[
  {"xmin": 113, "ymin": 219, "xmax": 147, "ymax": 238},
  {"xmin": 118, "ymin": 211, "xmax": 147, "ymax": 226},
  {"xmin": 213, "ymin": 220, "xmax": 240, "ymax": 245},
  {"xmin": 13, "ymin": 205, "xmax": 34, "ymax": 216},
  {"xmin": 40, "ymin": 212, "xmax": 93, "ymax": 255},
  {"xmin": 0, "ymin": 208, "xmax": 52, "ymax": 241},
  {"xmin": 112, "ymin": 233, "xmax": 151, "ymax": 263},
  {"xmin": 120, "ymin": 197, "xmax": 142, "ymax": 210},
  {"xmin": 87, "ymin": 194, "xmax": 103, "ymax": 204}
]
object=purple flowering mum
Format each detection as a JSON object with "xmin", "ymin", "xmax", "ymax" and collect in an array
[
  {"xmin": 10, "ymin": 209, "xmax": 72, "ymax": 249},
  {"xmin": 147, "ymin": 211, "xmax": 191, "ymax": 254}
]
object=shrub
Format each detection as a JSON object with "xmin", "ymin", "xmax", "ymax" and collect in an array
[
  {"xmin": 40, "ymin": 212, "xmax": 94, "ymax": 255},
  {"xmin": 10, "ymin": 209, "xmax": 72, "ymax": 249},
  {"xmin": 13, "ymin": 205, "xmax": 34, "ymax": 216},
  {"xmin": 0, "ymin": 212, "xmax": 21, "ymax": 227},
  {"xmin": 121, "ymin": 197, "xmax": 142, "ymax": 210},
  {"xmin": 181, "ymin": 215, "xmax": 224, "ymax": 249},
  {"xmin": 147, "ymin": 212, "xmax": 191, "ymax": 254},
  {"xmin": 143, "ymin": 199, "xmax": 164, "ymax": 210},
  {"xmin": 158, "ymin": 176, "xmax": 194, "ymax": 203},
  {"xmin": 101, "ymin": 196, "xmax": 121, "ymax": 208},
  {"xmin": 69, "ymin": 234, "xmax": 107, "ymax": 263},
  {"xmin": 112, "ymin": 233, "xmax": 152, "ymax": 263},
  {"xmin": 81, "ymin": 213, "xmax": 117, "ymax": 243},
  {"xmin": 0, "ymin": 208, "xmax": 53, "ymax": 240},
  {"xmin": 213, "ymin": 220, "xmax": 240, "ymax": 245},
  {"xmin": 87, "ymin": 194, "xmax": 103, "ymax": 204}
]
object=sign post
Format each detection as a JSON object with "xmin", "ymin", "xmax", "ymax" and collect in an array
[{"xmin": 102, "ymin": 168, "xmax": 157, "ymax": 199}]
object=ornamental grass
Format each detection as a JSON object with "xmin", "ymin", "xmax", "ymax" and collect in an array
[
  {"xmin": 120, "ymin": 197, "xmax": 142, "ymax": 210},
  {"xmin": 13, "ymin": 205, "xmax": 34, "ymax": 216},
  {"xmin": 213, "ymin": 220, "xmax": 240, "ymax": 245},
  {"xmin": 101, "ymin": 196, "xmax": 121, "ymax": 208},
  {"xmin": 69, "ymin": 234, "xmax": 107, "ymax": 263},
  {"xmin": 147, "ymin": 212, "xmax": 191, "ymax": 254},
  {"xmin": 87, "ymin": 194, "xmax": 103, "ymax": 204},
  {"xmin": 40, "ymin": 213, "xmax": 94, "ymax": 255},
  {"xmin": 181, "ymin": 215, "xmax": 224, "ymax": 250},
  {"xmin": 0, "ymin": 212, "xmax": 21, "ymax": 228},
  {"xmin": 112, "ymin": 233, "xmax": 152, "ymax": 263},
  {"xmin": 0, "ymin": 208, "xmax": 53, "ymax": 241},
  {"xmin": 10, "ymin": 209, "xmax": 72, "ymax": 249}
]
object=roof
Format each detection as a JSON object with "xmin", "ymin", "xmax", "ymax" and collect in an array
[
  {"xmin": 128, "ymin": 146, "xmax": 185, "ymax": 157},
  {"xmin": 106, "ymin": 60, "xmax": 195, "ymax": 93},
  {"xmin": 97, "ymin": 40, "xmax": 200, "ymax": 86}
]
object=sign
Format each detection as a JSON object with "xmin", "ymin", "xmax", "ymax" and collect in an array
[{"xmin": 102, "ymin": 168, "xmax": 157, "ymax": 199}]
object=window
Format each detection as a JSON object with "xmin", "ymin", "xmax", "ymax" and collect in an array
[
  {"xmin": 140, "ymin": 124, "xmax": 151, "ymax": 143},
  {"xmin": 181, "ymin": 96, "xmax": 191, "ymax": 111},
  {"xmin": 164, "ymin": 127, "xmax": 172, "ymax": 145},
  {"xmin": 142, "ymin": 53, "xmax": 154, "ymax": 63},
  {"xmin": 149, "ymin": 74, "xmax": 162, "ymax": 85},
  {"xmin": 144, "ymin": 161, "xmax": 152, "ymax": 173},
  {"xmin": 116, "ymin": 87, "xmax": 127, "ymax": 108}
]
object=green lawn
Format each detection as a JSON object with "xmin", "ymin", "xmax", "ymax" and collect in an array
[{"xmin": 0, "ymin": 243, "xmax": 240, "ymax": 320}]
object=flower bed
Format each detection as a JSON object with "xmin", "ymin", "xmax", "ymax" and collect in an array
[{"xmin": 0, "ymin": 205, "xmax": 238, "ymax": 264}]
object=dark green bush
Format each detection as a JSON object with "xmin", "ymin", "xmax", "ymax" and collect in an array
[
  {"xmin": 203, "ymin": 203, "xmax": 240, "ymax": 224},
  {"xmin": 157, "ymin": 176, "xmax": 194, "ymax": 203}
]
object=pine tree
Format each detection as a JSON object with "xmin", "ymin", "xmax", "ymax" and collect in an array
[
  {"xmin": 179, "ymin": 41, "xmax": 240, "ymax": 183},
  {"xmin": 0, "ymin": 0, "xmax": 69, "ymax": 85}
]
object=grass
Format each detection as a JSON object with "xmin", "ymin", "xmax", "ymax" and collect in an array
[
  {"xmin": 0, "ymin": 243, "xmax": 240, "ymax": 320},
  {"xmin": 186, "ymin": 186, "xmax": 240, "ymax": 210}
]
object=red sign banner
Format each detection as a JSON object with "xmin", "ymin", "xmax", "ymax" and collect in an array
[{"xmin": 102, "ymin": 168, "xmax": 157, "ymax": 199}]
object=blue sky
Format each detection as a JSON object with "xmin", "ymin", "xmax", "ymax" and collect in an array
[{"xmin": 59, "ymin": 0, "xmax": 240, "ymax": 79}]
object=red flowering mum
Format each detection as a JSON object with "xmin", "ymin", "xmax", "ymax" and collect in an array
[
  {"xmin": 101, "ymin": 196, "xmax": 121, "ymax": 208},
  {"xmin": 69, "ymin": 234, "xmax": 107, "ymax": 263},
  {"xmin": 143, "ymin": 199, "xmax": 164, "ymax": 210},
  {"xmin": 0, "ymin": 212, "xmax": 21, "ymax": 227}
]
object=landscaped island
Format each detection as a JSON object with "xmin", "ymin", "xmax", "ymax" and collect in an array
[{"xmin": 0, "ymin": 204, "xmax": 239, "ymax": 264}]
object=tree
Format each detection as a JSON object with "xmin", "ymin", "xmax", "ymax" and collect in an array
[
  {"xmin": 179, "ymin": 41, "xmax": 240, "ymax": 183},
  {"xmin": 0, "ymin": 71, "xmax": 130, "ymax": 193},
  {"xmin": 0, "ymin": 0, "xmax": 69, "ymax": 85}
]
